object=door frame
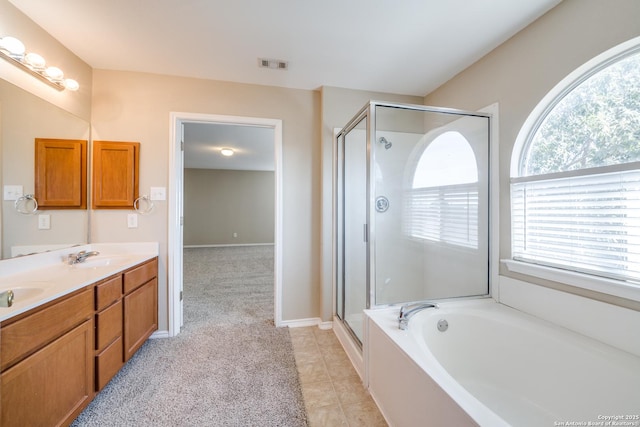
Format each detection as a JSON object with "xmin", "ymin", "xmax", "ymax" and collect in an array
[{"xmin": 168, "ymin": 112, "xmax": 284, "ymax": 336}]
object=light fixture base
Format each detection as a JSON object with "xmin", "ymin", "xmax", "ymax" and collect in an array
[{"xmin": 0, "ymin": 47, "xmax": 65, "ymax": 91}]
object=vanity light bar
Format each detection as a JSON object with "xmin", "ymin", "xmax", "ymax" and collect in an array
[{"xmin": 0, "ymin": 35, "xmax": 79, "ymax": 91}]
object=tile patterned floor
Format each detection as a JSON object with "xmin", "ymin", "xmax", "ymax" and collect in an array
[{"xmin": 289, "ymin": 327, "xmax": 388, "ymax": 427}]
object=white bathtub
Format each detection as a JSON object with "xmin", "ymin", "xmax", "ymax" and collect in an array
[{"xmin": 365, "ymin": 299, "xmax": 640, "ymax": 427}]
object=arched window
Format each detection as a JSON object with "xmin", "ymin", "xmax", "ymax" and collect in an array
[
  {"xmin": 511, "ymin": 41, "xmax": 640, "ymax": 287},
  {"xmin": 408, "ymin": 131, "xmax": 479, "ymax": 248}
]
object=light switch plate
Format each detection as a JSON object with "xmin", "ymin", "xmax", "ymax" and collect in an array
[
  {"xmin": 150, "ymin": 186, "xmax": 166, "ymax": 201},
  {"xmin": 3, "ymin": 185, "xmax": 23, "ymax": 201}
]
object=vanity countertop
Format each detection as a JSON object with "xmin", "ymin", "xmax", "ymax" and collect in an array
[{"xmin": 0, "ymin": 242, "xmax": 158, "ymax": 323}]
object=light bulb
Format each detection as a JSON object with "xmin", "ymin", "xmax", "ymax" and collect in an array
[
  {"xmin": 220, "ymin": 148, "xmax": 234, "ymax": 157},
  {"xmin": 25, "ymin": 52, "xmax": 46, "ymax": 69},
  {"xmin": 44, "ymin": 66, "xmax": 64, "ymax": 81},
  {"xmin": 64, "ymin": 79, "xmax": 79, "ymax": 91},
  {"xmin": 0, "ymin": 36, "xmax": 25, "ymax": 56}
]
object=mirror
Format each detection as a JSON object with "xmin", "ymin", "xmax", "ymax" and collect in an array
[{"xmin": 1, "ymin": 78, "xmax": 89, "ymax": 259}]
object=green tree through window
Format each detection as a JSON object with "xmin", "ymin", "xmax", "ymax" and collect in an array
[{"xmin": 523, "ymin": 52, "xmax": 640, "ymax": 176}]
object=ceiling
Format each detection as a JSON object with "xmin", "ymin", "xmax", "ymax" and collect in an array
[
  {"xmin": 8, "ymin": 0, "xmax": 562, "ymax": 170},
  {"xmin": 183, "ymin": 123, "xmax": 274, "ymax": 170},
  {"xmin": 10, "ymin": 0, "xmax": 562, "ymax": 96}
]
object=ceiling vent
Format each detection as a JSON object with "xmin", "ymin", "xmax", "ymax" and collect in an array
[{"xmin": 258, "ymin": 58, "xmax": 288, "ymax": 70}]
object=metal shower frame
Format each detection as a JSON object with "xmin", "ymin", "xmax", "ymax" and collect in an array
[{"xmin": 334, "ymin": 100, "xmax": 493, "ymax": 344}]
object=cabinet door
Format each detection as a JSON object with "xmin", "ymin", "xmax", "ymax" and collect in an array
[
  {"xmin": 123, "ymin": 278, "xmax": 158, "ymax": 361},
  {"xmin": 1, "ymin": 320, "xmax": 94, "ymax": 427},
  {"xmin": 34, "ymin": 138, "xmax": 87, "ymax": 209},
  {"xmin": 92, "ymin": 140, "xmax": 139, "ymax": 209}
]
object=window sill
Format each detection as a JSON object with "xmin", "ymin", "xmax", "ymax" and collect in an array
[{"xmin": 501, "ymin": 259, "xmax": 640, "ymax": 303}]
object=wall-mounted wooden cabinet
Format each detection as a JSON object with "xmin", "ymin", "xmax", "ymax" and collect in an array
[
  {"xmin": 34, "ymin": 138, "xmax": 88, "ymax": 209},
  {"xmin": 92, "ymin": 140, "xmax": 139, "ymax": 209}
]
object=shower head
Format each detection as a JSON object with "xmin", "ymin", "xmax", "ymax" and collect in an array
[{"xmin": 378, "ymin": 136, "xmax": 392, "ymax": 150}]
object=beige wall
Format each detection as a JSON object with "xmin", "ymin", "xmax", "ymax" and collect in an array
[
  {"xmin": 423, "ymin": 0, "xmax": 640, "ymax": 308},
  {"xmin": 184, "ymin": 169, "xmax": 275, "ymax": 246},
  {"xmin": 91, "ymin": 70, "xmax": 321, "ymax": 327}
]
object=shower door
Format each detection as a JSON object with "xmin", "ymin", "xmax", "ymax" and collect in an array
[{"xmin": 336, "ymin": 114, "xmax": 368, "ymax": 343}]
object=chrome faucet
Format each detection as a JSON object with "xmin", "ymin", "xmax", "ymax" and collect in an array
[
  {"xmin": 398, "ymin": 302, "xmax": 439, "ymax": 330},
  {"xmin": 68, "ymin": 250, "xmax": 100, "ymax": 265}
]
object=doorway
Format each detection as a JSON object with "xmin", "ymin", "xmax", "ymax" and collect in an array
[{"xmin": 169, "ymin": 113, "xmax": 283, "ymax": 336}]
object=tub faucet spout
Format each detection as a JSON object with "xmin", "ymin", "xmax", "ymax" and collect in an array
[{"xmin": 398, "ymin": 302, "xmax": 439, "ymax": 330}]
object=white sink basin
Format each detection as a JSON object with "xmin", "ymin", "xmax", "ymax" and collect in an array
[
  {"xmin": 0, "ymin": 285, "xmax": 46, "ymax": 306},
  {"xmin": 72, "ymin": 255, "xmax": 132, "ymax": 269},
  {"xmin": 9, "ymin": 287, "xmax": 46, "ymax": 300}
]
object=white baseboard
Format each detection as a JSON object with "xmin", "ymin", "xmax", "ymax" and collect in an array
[
  {"xmin": 318, "ymin": 321, "xmax": 333, "ymax": 330},
  {"xmin": 150, "ymin": 330, "xmax": 170, "ymax": 339},
  {"xmin": 280, "ymin": 317, "xmax": 333, "ymax": 329},
  {"xmin": 281, "ymin": 317, "xmax": 322, "ymax": 328},
  {"xmin": 184, "ymin": 243, "xmax": 274, "ymax": 248}
]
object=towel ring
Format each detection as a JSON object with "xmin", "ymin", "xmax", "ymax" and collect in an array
[
  {"xmin": 133, "ymin": 195, "xmax": 154, "ymax": 215},
  {"xmin": 15, "ymin": 194, "xmax": 38, "ymax": 215}
]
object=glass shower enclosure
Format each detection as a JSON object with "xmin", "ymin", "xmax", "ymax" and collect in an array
[{"xmin": 335, "ymin": 102, "xmax": 491, "ymax": 344}]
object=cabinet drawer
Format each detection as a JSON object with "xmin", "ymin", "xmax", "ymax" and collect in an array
[
  {"xmin": 123, "ymin": 257, "xmax": 157, "ymax": 294},
  {"xmin": 95, "ymin": 299, "xmax": 123, "ymax": 351},
  {"xmin": 1, "ymin": 288, "xmax": 93, "ymax": 371},
  {"xmin": 95, "ymin": 336, "xmax": 123, "ymax": 391},
  {"xmin": 95, "ymin": 275, "xmax": 122, "ymax": 311}
]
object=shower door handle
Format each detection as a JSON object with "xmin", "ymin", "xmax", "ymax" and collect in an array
[{"xmin": 363, "ymin": 223, "xmax": 368, "ymax": 243}]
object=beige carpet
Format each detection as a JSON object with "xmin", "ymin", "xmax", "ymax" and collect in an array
[{"xmin": 73, "ymin": 245, "xmax": 307, "ymax": 427}]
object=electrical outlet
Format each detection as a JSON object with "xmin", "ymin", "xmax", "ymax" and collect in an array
[
  {"xmin": 38, "ymin": 214, "xmax": 51, "ymax": 230},
  {"xmin": 127, "ymin": 213, "xmax": 138, "ymax": 228},
  {"xmin": 233, "ymin": 232, "xmax": 238, "ymax": 238}
]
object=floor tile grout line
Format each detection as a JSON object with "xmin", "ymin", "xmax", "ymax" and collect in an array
[
  {"xmin": 313, "ymin": 331, "xmax": 350, "ymax": 426},
  {"xmin": 293, "ymin": 326, "xmax": 387, "ymax": 426}
]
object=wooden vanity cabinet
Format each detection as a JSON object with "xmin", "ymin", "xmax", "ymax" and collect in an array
[
  {"xmin": 0, "ymin": 257, "xmax": 158, "ymax": 426},
  {"xmin": 0, "ymin": 288, "xmax": 94, "ymax": 427}
]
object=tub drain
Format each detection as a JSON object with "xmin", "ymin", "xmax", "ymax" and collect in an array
[{"xmin": 437, "ymin": 319, "xmax": 448, "ymax": 332}]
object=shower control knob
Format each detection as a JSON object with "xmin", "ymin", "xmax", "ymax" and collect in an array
[{"xmin": 376, "ymin": 196, "xmax": 389, "ymax": 213}]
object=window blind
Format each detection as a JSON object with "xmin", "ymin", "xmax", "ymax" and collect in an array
[
  {"xmin": 511, "ymin": 168, "xmax": 640, "ymax": 283},
  {"xmin": 405, "ymin": 183, "xmax": 479, "ymax": 249}
]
